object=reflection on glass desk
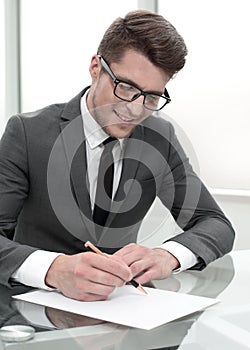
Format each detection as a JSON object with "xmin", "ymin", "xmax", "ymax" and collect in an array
[{"xmin": 1, "ymin": 250, "xmax": 250, "ymax": 349}]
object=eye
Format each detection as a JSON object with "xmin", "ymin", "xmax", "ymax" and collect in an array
[
  {"xmin": 119, "ymin": 82, "xmax": 138, "ymax": 92},
  {"xmin": 146, "ymin": 94, "xmax": 160, "ymax": 105}
]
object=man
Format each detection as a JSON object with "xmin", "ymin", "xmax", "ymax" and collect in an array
[{"xmin": 0, "ymin": 10, "xmax": 234, "ymax": 301}]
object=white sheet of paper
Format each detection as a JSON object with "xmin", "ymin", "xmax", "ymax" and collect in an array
[{"xmin": 13, "ymin": 286, "xmax": 219, "ymax": 330}]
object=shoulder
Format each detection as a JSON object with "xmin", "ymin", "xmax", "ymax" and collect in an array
[
  {"xmin": 1, "ymin": 104, "xmax": 65, "ymax": 148},
  {"xmin": 141, "ymin": 114, "xmax": 176, "ymax": 145},
  {"xmin": 18, "ymin": 103, "xmax": 66, "ymax": 126},
  {"xmin": 1, "ymin": 105, "xmax": 66, "ymax": 157}
]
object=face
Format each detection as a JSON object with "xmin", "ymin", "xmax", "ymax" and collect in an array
[{"xmin": 87, "ymin": 50, "xmax": 170, "ymax": 139}]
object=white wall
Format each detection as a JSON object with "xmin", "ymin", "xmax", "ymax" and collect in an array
[
  {"xmin": 0, "ymin": 0, "xmax": 6, "ymax": 136},
  {"xmin": 159, "ymin": 0, "xmax": 250, "ymax": 191},
  {"xmin": 158, "ymin": 0, "xmax": 250, "ymax": 249},
  {"xmin": 20, "ymin": 0, "xmax": 137, "ymax": 112}
]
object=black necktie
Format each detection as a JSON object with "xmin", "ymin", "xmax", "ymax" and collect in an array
[{"xmin": 93, "ymin": 137, "xmax": 117, "ymax": 228}]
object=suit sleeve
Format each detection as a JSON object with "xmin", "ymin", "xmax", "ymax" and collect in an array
[
  {"xmin": 0, "ymin": 116, "xmax": 37, "ymax": 286},
  {"xmin": 158, "ymin": 123, "xmax": 235, "ymax": 269}
]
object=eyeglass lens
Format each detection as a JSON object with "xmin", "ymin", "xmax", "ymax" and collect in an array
[{"xmin": 115, "ymin": 82, "xmax": 167, "ymax": 111}]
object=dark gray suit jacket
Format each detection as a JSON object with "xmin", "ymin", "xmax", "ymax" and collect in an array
[{"xmin": 0, "ymin": 88, "xmax": 235, "ymax": 286}]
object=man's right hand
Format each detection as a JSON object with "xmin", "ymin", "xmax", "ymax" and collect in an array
[{"xmin": 45, "ymin": 252, "xmax": 133, "ymax": 301}]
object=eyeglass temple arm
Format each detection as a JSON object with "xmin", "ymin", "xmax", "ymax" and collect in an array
[
  {"xmin": 164, "ymin": 88, "xmax": 171, "ymax": 100},
  {"xmin": 98, "ymin": 55, "xmax": 117, "ymax": 82}
]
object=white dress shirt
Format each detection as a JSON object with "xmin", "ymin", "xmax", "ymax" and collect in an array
[
  {"xmin": 11, "ymin": 93, "xmax": 197, "ymax": 289},
  {"xmin": 82, "ymin": 97, "xmax": 124, "ymax": 208}
]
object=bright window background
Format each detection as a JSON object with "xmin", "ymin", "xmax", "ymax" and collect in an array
[
  {"xmin": 159, "ymin": 0, "xmax": 250, "ymax": 190},
  {"xmin": 20, "ymin": 0, "xmax": 137, "ymax": 112},
  {"xmin": 0, "ymin": 0, "xmax": 5, "ymax": 135}
]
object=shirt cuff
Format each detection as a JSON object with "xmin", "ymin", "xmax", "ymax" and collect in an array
[
  {"xmin": 11, "ymin": 250, "xmax": 63, "ymax": 290},
  {"xmin": 156, "ymin": 241, "xmax": 198, "ymax": 273}
]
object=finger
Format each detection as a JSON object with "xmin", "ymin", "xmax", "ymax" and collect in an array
[
  {"xmin": 115, "ymin": 244, "xmax": 150, "ymax": 266},
  {"xmin": 133, "ymin": 269, "xmax": 156, "ymax": 285},
  {"xmin": 79, "ymin": 253, "xmax": 133, "ymax": 283},
  {"xmin": 114, "ymin": 243, "xmax": 138, "ymax": 257},
  {"xmin": 129, "ymin": 257, "xmax": 153, "ymax": 278},
  {"xmin": 83, "ymin": 267, "xmax": 128, "ymax": 287}
]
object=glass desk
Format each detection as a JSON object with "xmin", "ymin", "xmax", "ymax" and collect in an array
[{"xmin": 1, "ymin": 250, "xmax": 250, "ymax": 349}]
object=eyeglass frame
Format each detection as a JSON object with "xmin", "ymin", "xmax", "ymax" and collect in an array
[{"xmin": 98, "ymin": 55, "xmax": 171, "ymax": 111}]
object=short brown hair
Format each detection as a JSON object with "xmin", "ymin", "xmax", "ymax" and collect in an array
[{"xmin": 97, "ymin": 10, "xmax": 188, "ymax": 78}]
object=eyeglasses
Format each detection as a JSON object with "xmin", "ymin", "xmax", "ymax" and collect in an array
[{"xmin": 98, "ymin": 55, "xmax": 171, "ymax": 111}]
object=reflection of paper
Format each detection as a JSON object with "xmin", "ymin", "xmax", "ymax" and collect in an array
[{"xmin": 13, "ymin": 286, "xmax": 219, "ymax": 330}]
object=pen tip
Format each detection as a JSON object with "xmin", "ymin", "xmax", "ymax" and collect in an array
[{"xmin": 138, "ymin": 285, "xmax": 148, "ymax": 294}]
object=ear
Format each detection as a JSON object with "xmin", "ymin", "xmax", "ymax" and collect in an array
[{"xmin": 89, "ymin": 54, "xmax": 101, "ymax": 81}]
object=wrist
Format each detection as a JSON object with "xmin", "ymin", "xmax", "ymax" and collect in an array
[
  {"xmin": 154, "ymin": 248, "xmax": 180, "ymax": 271},
  {"xmin": 45, "ymin": 254, "xmax": 66, "ymax": 288}
]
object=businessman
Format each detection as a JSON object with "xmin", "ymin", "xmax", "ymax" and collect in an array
[{"xmin": 0, "ymin": 10, "xmax": 235, "ymax": 301}]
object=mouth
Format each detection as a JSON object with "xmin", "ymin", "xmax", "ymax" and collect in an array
[{"xmin": 114, "ymin": 110, "xmax": 136, "ymax": 124}]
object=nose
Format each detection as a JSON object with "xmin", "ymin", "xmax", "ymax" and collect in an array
[
  {"xmin": 125, "ymin": 96, "xmax": 145, "ymax": 118},
  {"xmin": 133, "ymin": 94, "xmax": 144, "ymax": 106}
]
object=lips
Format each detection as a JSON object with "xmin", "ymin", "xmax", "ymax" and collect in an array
[{"xmin": 114, "ymin": 110, "xmax": 135, "ymax": 124}]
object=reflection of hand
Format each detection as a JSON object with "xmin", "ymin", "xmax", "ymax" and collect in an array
[
  {"xmin": 45, "ymin": 253, "xmax": 133, "ymax": 301},
  {"xmin": 114, "ymin": 243, "xmax": 180, "ymax": 285},
  {"xmin": 45, "ymin": 307, "xmax": 105, "ymax": 329}
]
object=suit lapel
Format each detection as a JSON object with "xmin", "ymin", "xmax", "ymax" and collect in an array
[{"xmin": 58, "ymin": 88, "xmax": 96, "ymax": 242}]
